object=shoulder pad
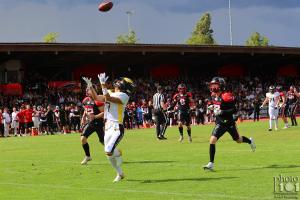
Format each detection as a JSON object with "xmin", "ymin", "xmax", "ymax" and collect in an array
[
  {"xmin": 173, "ymin": 93, "xmax": 178, "ymax": 99},
  {"xmin": 222, "ymin": 92, "xmax": 235, "ymax": 102},
  {"xmin": 82, "ymin": 97, "xmax": 91, "ymax": 104},
  {"xmin": 187, "ymin": 92, "xmax": 193, "ymax": 97},
  {"xmin": 95, "ymin": 101, "xmax": 104, "ymax": 107}
]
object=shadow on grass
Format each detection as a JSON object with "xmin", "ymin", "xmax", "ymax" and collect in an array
[
  {"xmin": 223, "ymin": 164, "xmax": 300, "ymax": 172},
  {"xmin": 123, "ymin": 160, "xmax": 176, "ymax": 164},
  {"xmin": 127, "ymin": 176, "xmax": 237, "ymax": 183}
]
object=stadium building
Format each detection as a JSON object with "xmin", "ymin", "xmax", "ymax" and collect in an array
[{"xmin": 0, "ymin": 43, "xmax": 299, "ymax": 83}]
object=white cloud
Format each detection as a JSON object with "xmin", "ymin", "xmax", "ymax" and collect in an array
[{"xmin": 0, "ymin": 1, "xmax": 299, "ymax": 47}]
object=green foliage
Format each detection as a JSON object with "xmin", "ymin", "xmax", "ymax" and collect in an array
[
  {"xmin": 116, "ymin": 30, "xmax": 139, "ymax": 44},
  {"xmin": 43, "ymin": 32, "xmax": 59, "ymax": 43},
  {"xmin": 246, "ymin": 32, "xmax": 269, "ymax": 46},
  {"xmin": 186, "ymin": 12, "xmax": 216, "ymax": 45}
]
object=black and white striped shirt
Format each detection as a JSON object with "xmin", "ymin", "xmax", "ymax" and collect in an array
[{"xmin": 153, "ymin": 93, "xmax": 165, "ymax": 110}]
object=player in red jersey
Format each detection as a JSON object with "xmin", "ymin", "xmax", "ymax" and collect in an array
[
  {"xmin": 17, "ymin": 106, "xmax": 25, "ymax": 136},
  {"xmin": 80, "ymin": 88, "xmax": 105, "ymax": 165},
  {"xmin": 286, "ymin": 86, "xmax": 299, "ymax": 126},
  {"xmin": 203, "ymin": 77, "xmax": 256, "ymax": 171},
  {"xmin": 173, "ymin": 83, "xmax": 194, "ymax": 142},
  {"xmin": 276, "ymin": 86, "xmax": 289, "ymax": 129},
  {"xmin": 23, "ymin": 105, "xmax": 34, "ymax": 135}
]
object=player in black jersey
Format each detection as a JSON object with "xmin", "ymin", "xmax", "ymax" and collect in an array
[
  {"xmin": 286, "ymin": 86, "xmax": 299, "ymax": 126},
  {"xmin": 203, "ymin": 77, "xmax": 256, "ymax": 171},
  {"xmin": 173, "ymin": 84, "xmax": 194, "ymax": 142},
  {"xmin": 80, "ymin": 88, "xmax": 105, "ymax": 165}
]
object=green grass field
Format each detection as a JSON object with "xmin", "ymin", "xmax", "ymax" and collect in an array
[{"xmin": 0, "ymin": 120, "xmax": 299, "ymax": 200}]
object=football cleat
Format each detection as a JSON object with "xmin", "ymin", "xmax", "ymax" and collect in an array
[
  {"xmin": 268, "ymin": 129, "xmax": 272, "ymax": 132},
  {"xmin": 188, "ymin": 136, "xmax": 192, "ymax": 143},
  {"xmin": 178, "ymin": 136, "xmax": 183, "ymax": 143},
  {"xmin": 113, "ymin": 174, "xmax": 125, "ymax": 182},
  {"xmin": 203, "ymin": 162, "xmax": 214, "ymax": 171},
  {"xmin": 249, "ymin": 137, "xmax": 256, "ymax": 152},
  {"xmin": 161, "ymin": 136, "xmax": 167, "ymax": 140},
  {"xmin": 283, "ymin": 125, "xmax": 290, "ymax": 129},
  {"xmin": 81, "ymin": 156, "xmax": 92, "ymax": 165}
]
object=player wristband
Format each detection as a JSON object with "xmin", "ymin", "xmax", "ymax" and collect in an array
[{"xmin": 102, "ymin": 88, "xmax": 108, "ymax": 95}]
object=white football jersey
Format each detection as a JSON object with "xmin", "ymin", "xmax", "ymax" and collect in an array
[
  {"xmin": 104, "ymin": 92, "xmax": 129, "ymax": 123},
  {"xmin": 266, "ymin": 92, "xmax": 280, "ymax": 107}
]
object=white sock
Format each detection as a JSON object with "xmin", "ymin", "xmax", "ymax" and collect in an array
[
  {"xmin": 285, "ymin": 123, "xmax": 289, "ymax": 127},
  {"xmin": 113, "ymin": 149, "xmax": 121, "ymax": 157},
  {"xmin": 113, "ymin": 149, "xmax": 123, "ymax": 169},
  {"xmin": 109, "ymin": 151, "xmax": 123, "ymax": 175},
  {"xmin": 275, "ymin": 119, "xmax": 278, "ymax": 129},
  {"xmin": 108, "ymin": 156, "xmax": 117, "ymax": 168},
  {"xmin": 269, "ymin": 119, "xmax": 272, "ymax": 129}
]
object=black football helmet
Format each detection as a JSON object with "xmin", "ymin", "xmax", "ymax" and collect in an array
[
  {"xmin": 178, "ymin": 83, "xmax": 187, "ymax": 94},
  {"xmin": 209, "ymin": 77, "xmax": 226, "ymax": 92},
  {"xmin": 276, "ymin": 85, "xmax": 282, "ymax": 92},
  {"xmin": 269, "ymin": 85, "xmax": 275, "ymax": 94},
  {"xmin": 113, "ymin": 77, "xmax": 135, "ymax": 94},
  {"xmin": 289, "ymin": 85, "xmax": 295, "ymax": 92}
]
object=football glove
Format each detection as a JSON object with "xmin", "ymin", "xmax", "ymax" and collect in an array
[
  {"xmin": 98, "ymin": 73, "xmax": 109, "ymax": 85},
  {"xmin": 82, "ymin": 77, "xmax": 93, "ymax": 88}
]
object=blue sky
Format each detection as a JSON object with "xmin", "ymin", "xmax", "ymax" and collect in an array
[{"xmin": 0, "ymin": 0, "xmax": 299, "ymax": 46}]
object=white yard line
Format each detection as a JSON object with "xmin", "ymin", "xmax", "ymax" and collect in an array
[{"xmin": 0, "ymin": 182, "xmax": 273, "ymax": 200}]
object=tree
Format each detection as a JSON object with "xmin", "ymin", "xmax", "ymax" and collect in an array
[
  {"xmin": 116, "ymin": 30, "xmax": 139, "ymax": 44},
  {"xmin": 186, "ymin": 12, "xmax": 216, "ymax": 45},
  {"xmin": 246, "ymin": 32, "xmax": 269, "ymax": 46},
  {"xmin": 43, "ymin": 32, "xmax": 59, "ymax": 43}
]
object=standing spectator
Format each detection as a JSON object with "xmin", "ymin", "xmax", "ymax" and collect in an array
[
  {"xmin": 24, "ymin": 105, "xmax": 34, "ymax": 135},
  {"xmin": 39, "ymin": 107, "xmax": 47, "ymax": 134},
  {"xmin": 72, "ymin": 106, "xmax": 81, "ymax": 132},
  {"xmin": 131, "ymin": 102, "xmax": 140, "ymax": 129},
  {"xmin": 147, "ymin": 100, "xmax": 154, "ymax": 126},
  {"xmin": 64, "ymin": 105, "xmax": 71, "ymax": 133},
  {"xmin": 3, "ymin": 108, "xmax": 11, "ymax": 137},
  {"xmin": 141, "ymin": 100, "xmax": 150, "ymax": 127},
  {"xmin": 59, "ymin": 105, "xmax": 67, "ymax": 134},
  {"xmin": 252, "ymin": 97, "xmax": 261, "ymax": 122},
  {"xmin": 0, "ymin": 109, "xmax": 4, "ymax": 137},
  {"xmin": 32, "ymin": 105, "xmax": 40, "ymax": 134},
  {"xmin": 17, "ymin": 107, "xmax": 25, "ymax": 136},
  {"xmin": 136, "ymin": 105, "xmax": 143, "ymax": 129},
  {"xmin": 11, "ymin": 107, "xmax": 19, "ymax": 136},
  {"xmin": 196, "ymin": 100, "xmax": 205, "ymax": 125},
  {"xmin": 123, "ymin": 106, "xmax": 131, "ymax": 129},
  {"xmin": 126, "ymin": 104, "xmax": 134, "ymax": 129},
  {"xmin": 166, "ymin": 98, "xmax": 175, "ymax": 127},
  {"xmin": 45, "ymin": 105, "xmax": 55, "ymax": 135},
  {"xmin": 54, "ymin": 106, "xmax": 60, "ymax": 132}
]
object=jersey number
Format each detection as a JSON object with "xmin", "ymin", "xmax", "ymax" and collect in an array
[{"xmin": 180, "ymin": 98, "xmax": 186, "ymax": 105}]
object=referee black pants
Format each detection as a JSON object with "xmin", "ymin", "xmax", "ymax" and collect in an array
[{"xmin": 153, "ymin": 109, "xmax": 168, "ymax": 138}]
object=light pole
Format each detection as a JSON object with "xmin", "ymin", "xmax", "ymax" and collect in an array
[
  {"xmin": 229, "ymin": 0, "xmax": 233, "ymax": 45},
  {"xmin": 126, "ymin": 11, "xmax": 133, "ymax": 35}
]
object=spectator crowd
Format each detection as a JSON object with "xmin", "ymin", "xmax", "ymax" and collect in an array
[{"xmin": 1, "ymin": 74, "xmax": 299, "ymax": 137}]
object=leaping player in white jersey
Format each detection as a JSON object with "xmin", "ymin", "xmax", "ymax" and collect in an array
[
  {"xmin": 260, "ymin": 85, "xmax": 281, "ymax": 131},
  {"xmin": 82, "ymin": 73, "xmax": 135, "ymax": 182}
]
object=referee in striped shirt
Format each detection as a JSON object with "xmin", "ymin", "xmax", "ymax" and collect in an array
[{"xmin": 153, "ymin": 86, "xmax": 168, "ymax": 140}]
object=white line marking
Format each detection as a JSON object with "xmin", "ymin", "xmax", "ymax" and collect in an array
[{"xmin": 0, "ymin": 182, "xmax": 273, "ymax": 200}]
